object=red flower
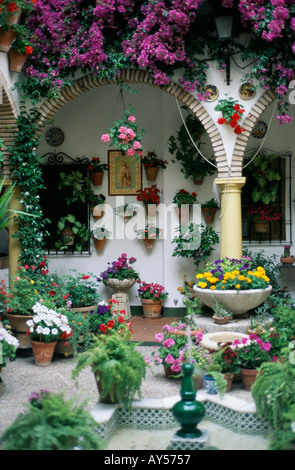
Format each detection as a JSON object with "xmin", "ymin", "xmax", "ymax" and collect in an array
[
  {"xmin": 82, "ymin": 275, "xmax": 90, "ymax": 279},
  {"xmin": 217, "ymin": 117, "xmax": 227, "ymax": 125},
  {"xmin": 99, "ymin": 324, "xmax": 107, "ymax": 333},
  {"xmin": 8, "ymin": 2, "xmax": 18, "ymax": 12},
  {"xmin": 234, "ymin": 125, "xmax": 244, "ymax": 135},
  {"xmin": 118, "ymin": 316, "xmax": 125, "ymax": 323},
  {"xmin": 25, "ymin": 46, "xmax": 34, "ymax": 56}
]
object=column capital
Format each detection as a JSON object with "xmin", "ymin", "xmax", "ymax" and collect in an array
[{"xmin": 215, "ymin": 177, "xmax": 246, "ymax": 193}]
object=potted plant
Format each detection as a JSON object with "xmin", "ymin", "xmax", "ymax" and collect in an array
[
  {"xmin": 0, "ymin": 0, "xmax": 32, "ymax": 52},
  {"xmin": 211, "ymin": 341, "xmax": 240, "ymax": 393},
  {"xmin": 214, "ymin": 96, "xmax": 245, "ymax": 135},
  {"xmin": 135, "ymin": 223, "xmax": 164, "ymax": 249},
  {"xmin": 193, "ymin": 257, "xmax": 272, "ymax": 316},
  {"xmin": 56, "ymin": 310, "xmax": 92, "ymax": 357},
  {"xmin": 142, "ymin": 151, "xmax": 168, "ymax": 181},
  {"xmin": 114, "ymin": 203, "xmax": 138, "ymax": 223},
  {"xmin": 137, "ymin": 281, "xmax": 168, "ymax": 318},
  {"xmin": 231, "ymin": 334, "xmax": 272, "ymax": 390},
  {"xmin": 56, "ymin": 214, "xmax": 92, "ymax": 253},
  {"xmin": 203, "ymin": 363, "xmax": 227, "ymax": 397},
  {"xmin": 72, "ymin": 331, "xmax": 147, "ymax": 408},
  {"xmin": 88, "ymin": 157, "xmax": 108, "ymax": 186},
  {"xmin": 201, "ymin": 198, "xmax": 220, "ymax": 225},
  {"xmin": 280, "ymin": 245, "xmax": 294, "ymax": 265},
  {"xmin": 136, "ymin": 185, "xmax": 163, "ymax": 217},
  {"xmin": 168, "ymin": 109, "xmax": 215, "ymax": 184},
  {"xmin": 60, "ymin": 269, "xmax": 99, "ymax": 316},
  {"xmin": 8, "ymin": 26, "xmax": 34, "ymax": 73},
  {"xmin": 26, "ymin": 302, "xmax": 72, "ymax": 366},
  {"xmin": 98, "ymin": 253, "xmax": 140, "ymax": 286},
  {"xmin": 0, "ymin": 326, "xmax": 19, "ymax": 373},
  {"xmin": 87, "ymin": 299, "xmax": 132, "ymax": 338},
  {"xmin": 211, "ymin": 301, "xmax": 233, "ymax": 325},
  {"xmin": 173, "ymin": 189, "xmax": 198, "ymax": 224},
  {"xmin": 172, "ymin": 223, "xmax": 219, "ymax": 269},
  {"xmin": 101, "ymin": 106, "xmax": 145, "ymax": 161},
  {"xmin": 88, "ymin": 192, "xmax": 106, "ymax": 220},
  {"xmin": 0, "ymin": 389, "xmax": 105, "ymax": 450},
  {"xmin": 147, "ymin": 321, "xmax": 203, "ymax": 377},
  {"xmin": 92, "ymin": 226, "xmax": 111, "ymax": 251},
  {"xmin": 246, "ymin": 204, "xmax": 282, "ymax": 234}
]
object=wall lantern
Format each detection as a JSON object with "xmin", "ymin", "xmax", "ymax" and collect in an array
[{"xmin": 214, "ymin": 15, "xmax": 234, "ymax": 86}]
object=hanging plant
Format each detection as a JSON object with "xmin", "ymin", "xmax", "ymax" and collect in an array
[
  {"xmin": 101, "ymin": 106, "xmax": 145, "ymax": 161},
  {"xmin": 215, "ymin": 97, "xmax": 245, "ymax": 135}
]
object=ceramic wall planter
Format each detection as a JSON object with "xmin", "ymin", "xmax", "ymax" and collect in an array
[
  {"xmin": 193, "ymin": 176, "xmax": 204, "ymax": 185},
  {"xmin": 143, "ymin": 238, "xmax": 155, "ymax": 249},
  {"xmin": 0, "ymin": 29, "xmax": 17, "ymax": 52},
  {"xmin": 144, "ymin": 204, "xmax": 157, "ymax": 218},
  {"xmin": 8, "ymin": 49, "xmax": 28, "ymax": 73},
  {"xmin": 90, "ymin": 171, "xmax": 104, "ymax": 186},
  {"xmin": 31, "ymin": 340, "xmax": 57, "ymax": 367},
  {"xmin": 192, "ymin": 285, "xmax": 272, "ymax": 316},
  {"xmin": 202, "ymin": 207, "xmax": 217, "ymax": 225},
  {"xmin": 141, "ymin": 298, "xmax": 163, "ymax": 318},
  {"xmin": 145, "ymin": 167, "xmax": 159, "ymax": 182},
  {"xmin": 94, "ymin": 237, "xmax": 107, "ymax": 251},
  {"xmin": 91, "ymin": 204, "xmax": 105, "ymax": 220},
  {"xmin": 254, "ymin": 220, "xmax": 269, "ymax": 234},
  {"xmin": 175, "ymin": 205, "xmax": 190, "ymax": 224},
  {"xmin": 6, "ymin": 313, "xmax": 33, "ymax": 349}
]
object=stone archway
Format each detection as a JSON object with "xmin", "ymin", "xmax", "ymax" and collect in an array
[{"xmin": 36, "ymin": 69, "xmax": 228, "ymax": 177}]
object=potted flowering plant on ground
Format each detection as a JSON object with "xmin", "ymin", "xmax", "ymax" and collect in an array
[
  {"xmin": 60, "ymin": 270, "xmax": 99, "ymax": 315},
  {"xmin": 215, "ymin": 96, "xmax": 245, "ymax": 135},
  {"xmin": 72, "ymin": 331, "xmax": 147, "ymax": 408},
  {"xmin": 101, "ymin": 106, "xmax": 145, "ymax": 161},
  {"xmin": 142, "ymin": 151, "xmax": 168, "ymax": 181},
  {"xmin": 0, "ymin": 326, "xmax": 19, "ymax": 371},
  {"xmin": 136, "ymin": 185, "xmax": 163, "ymax": 217},
  {"xmin": 231, "ymin": 334, "xmax": 272, "ymax": 391},
  {"xmin": 147, "ymin": 321, "xmax": 203, "ymax": 376},
  {"xmin": 88, "ymin": 157, "xmax": 108, "ymax": 186},
  {"xmin": 280, "ymin": 245, "xmax": 294, "ymax": 265},
  {"xmin": 211, "ymin": 341, "xmax": 240, "ymax": 393},
  {"xmin": 87, "ymin": 299, "xmax": 132, "ymax": 338},
  {"xmin": 26, "ymin": 302, "xmax": 72, "ymax": 366},
  {"xmin": 135, "ymin": 223, "xmax": 164, "ymax": 249},
  {"xmin": 137, "ymin": 281, "xmax": 168, "ymax": 318}
]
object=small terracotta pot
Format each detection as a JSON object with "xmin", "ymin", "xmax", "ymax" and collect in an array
[
  {"xmin": 212, "ymin": 315, "xmax": 233, "ymax": 325},
  {"xmin": 31, "ymin": 340, "xmax": 57, "ymax": 367},
  {"xmin": 194, "ymin": 176, "xmax": 204, "ymax": 185},
  {"xmin": 224, "ymin": 372, "xmax": 235, "ymax": 393},
  {"xmin": 141, "ymin": 298, "xmax": 163, "ymax": 318},
  {"xmin": 175, "ymin": 205, "xmax": 190, "ymax": 224},
  {"xmin": 280, "ymin": 256, "xmax": 295, "ymax": 265},
  {"xmin": 90, "ymin": 171, "xmax": 104, "ymax": 186},
  {"xmin": 202, "ymin": 207, "xmax": 217, "ymax": 225},
  {"xmin": 94, "ymin": 237, "xmax": 107, "ymax": 251},
  {"xmin": 6, "ymin": 313, "xmax": 33, "ymax": 350},
  {"xmin": 254, "ymin": 221, "xmax": 269, "ymax": 234},
  {"xmin": 8, "ymin": 49, "xmax": 28, "ymax": 73},
  {"xmin": 144, "ymin": 204, "xmax": 157, "ymax": 218},
  {"xmin": 143, "ymin": 238, "xmax": 155, "ymax": 249},
  {"xmin": 241, "ymin": 368, "xmax": 259, "ymax": 391},
  {"xmin": 91, "ymin": 205, "xmax": 105, "ymax": 220},
  {"xmin": 0, "ymin": 28, "xmax": 17, "ymax": 53},
  {"xmin": 145, "ymin": 167, "xmax": 159, "ymax": 182},
  {"xmin": 95, "ymin": 375, "xmax": 120, "ymax": 404}
]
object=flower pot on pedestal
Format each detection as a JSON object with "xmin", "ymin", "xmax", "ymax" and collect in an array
[
  {"xmin": 280, "ymin": 256, "xmax": 295, "ymax": 265},
  {"xmin": 105, "ymin": 278, "xmax": 136, "ymax": 320}
]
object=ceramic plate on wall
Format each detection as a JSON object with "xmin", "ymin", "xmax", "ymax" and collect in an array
[
  {"xmin": 251, "ymin": 120, "xmax": 268, "ymax": 139},
  {"xmin": 204, "ymin": 85, "xmax": 219, "ymax": 102},
  {"xmin": 46, "ymin": 127, "xmax": 65, "ymax": 147},
  {"xmin": 239, "ymin": 82, "xmax": 256, "ymax": 100}
]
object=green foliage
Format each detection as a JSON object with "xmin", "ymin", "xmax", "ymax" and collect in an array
[
  {"xmin": 65, "ymin": 310, "xmax": 93, "ymax": 355},
  {"xmin": 0, "ymin": 391, "xmax": 105, "ymax": 450},
  {"xmin": 72, "ymin": 332, "xmax": 147, "ymax": 409},
  {"xmin": 172, "ymin": 223, "xmax": 219, "ymax": 268},
  {"xmin": 56, "ymin": 214, "xmax": 92, "ymax": 253},
  {"xmin": 168, "ymin": 108, "xmax": 215, "ymax": 181},
  {"xmin": 247, "ymin": 153, "xmax": 281, "ymax": 205},
  {"xmin": 58, "ymin": 170, "xmax": 92, "ymax": 205}
]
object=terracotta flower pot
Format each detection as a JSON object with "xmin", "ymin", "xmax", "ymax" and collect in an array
[
  {"xmin": 145, "ymin": 167, "xmax": 159, "ymax": 182},
  {"xmin": 175, "ymin": 205, "xmax": 190, "ymax": 224},
  {"xmin": 31, "ymin": 340, "xmax": 57, "ymax": 367},
  {"xmin": 0, "ymin": 28, "xmax": 17, "ymax": 52},
  {"xmin": 212, "ymin": 315, "xmax": 233, "ymax": 325},
  {"xmin": 70, "ymin": 305, "xmax": 96, "ymax": 319},
  {"xmin": 224, "ymin": 372, "xmax": 235, "ymax": 393},
  {"xmin": 193, "ymin": 176, "xmax": 204, "ymax": 185},
  {"xmin": 6, "ymin": 313, "xmax": 33, "ymax": 350},
  {"xmin": 254, "ymin": 220, "xmax": 269, "ymax": 234},
  {"xmin": 91, "ymin": 205, "xmax": 105, "ymax": 220},
  {"xmin": 90, "ymin": 171, "xmax": 104, "ymax": 186},
  {"xmin": 141, "ymin": 298, "xmax": 163, "ymax": 318},
  {"xmin": 202, "ymin": 207, "xmax": 217, "ymax": 224},
  {"xmin": 241, "ymin": 368, "xmax": 259, "ymax": 391},
  {"xmin": 143, "ymin": 238, "xmax": 155, "ymax": 249},
  {"xmin": 280, "ymin": 256, "xmax": 295, "ymax": 265},
  {"xmin": 144, "ymin": 204, "xmax": 157, "ymax": 218},
  {"xmin": 94, "ymin": 237, "xmax": 107, "ymax": 251},
  {"xmin": 95, "ymin": 375, "xmax": 120, "ymax": 404},
  {"xmin": 8, "ymin": 49, "xmax": 28, "ymax": 73}
]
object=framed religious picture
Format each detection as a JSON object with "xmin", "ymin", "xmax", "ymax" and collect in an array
[{"xmin": 108, "ymin": 150, "xmax": 142, "ymax": 196}]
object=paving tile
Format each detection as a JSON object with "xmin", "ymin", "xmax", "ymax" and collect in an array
[{"xmin": 130, "ymin": 316, "xmax": 181, "ymax": 343}]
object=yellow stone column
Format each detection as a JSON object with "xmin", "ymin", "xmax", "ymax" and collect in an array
[
  {"xmin": 8, "ymin": 185, "xmax": 22, "ymax": 276},
  {"xmin": 215, "ymin": 177, "xmax": 246, "ymax": 260}
]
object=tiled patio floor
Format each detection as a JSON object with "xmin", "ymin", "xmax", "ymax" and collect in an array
[{"xmin": 130, "ymin": 316, "xmax": 181, "ymax": 344}]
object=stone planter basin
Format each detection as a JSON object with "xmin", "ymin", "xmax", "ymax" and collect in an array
[
  {"xmin": 201, "ymin": 332, "xmax": 249, "ymax": 352},
  {"xmin": 105, "ymin": 278, "xmax": 136, "ymax": 292},
  {"xmin": 192, "ymin": 286, "xmax": 272, "ymax": 316}
]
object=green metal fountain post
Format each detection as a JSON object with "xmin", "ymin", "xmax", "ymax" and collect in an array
[{"xmin": 172, "ymin": 363, "xmax": 205, "ymax": 438}]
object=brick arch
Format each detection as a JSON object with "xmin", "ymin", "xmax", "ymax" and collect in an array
[
  {"xmin": 231, "ymin": 90, "xmax": 277, "ymax": 176},
  {"xmin": 37, "ymin": 69, "xmax": 228, "ymax": 177},
  {"xmin": 0, "ymin": 69, "xmax": 18, "ymax": 178}
]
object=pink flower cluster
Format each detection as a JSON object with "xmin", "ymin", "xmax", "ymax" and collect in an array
[{"xmin": 138, "ymin": 281, "xmax": 168, "ymax": 301}]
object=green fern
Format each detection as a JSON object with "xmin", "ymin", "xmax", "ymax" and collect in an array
[
  {"xmin": 72, "ymin": 332, "xmax": 147, "ymax": 409},
  {"xmin": 0, "ymin": 392, "xmax": 105, "ymax": 450}
]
